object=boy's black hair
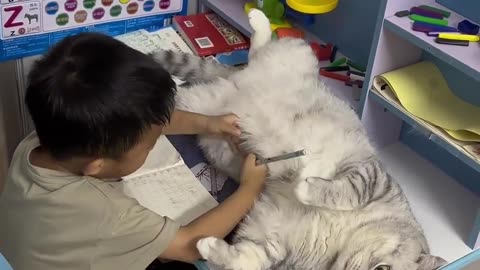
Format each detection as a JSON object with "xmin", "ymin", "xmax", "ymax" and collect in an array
[{"xmin": 26, "ymin": 32, "xmax": 176, "ymax": 159}]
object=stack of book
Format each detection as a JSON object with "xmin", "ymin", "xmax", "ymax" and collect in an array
[{"xmin": 173, "ymin": 12, "xmax": 250, "ymax": 66}]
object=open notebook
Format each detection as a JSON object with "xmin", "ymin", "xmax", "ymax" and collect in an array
[{"xmin": 114, "ymin": 136, "xmax": 218, "ymax": 226}]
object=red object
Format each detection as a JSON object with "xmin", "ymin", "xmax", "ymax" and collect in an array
[
  {"xmin": 276, "ymin": 27, "xmax": 305, "ymax": 39},
  {"xmin": 319, "ymin": 69, "xmax": 350, "ymax": 83},
  {"xmin": 310, "ymin": 42, "xmax": 333, "ymax": 61},
  {"xmin": 173, "ymin": 13, "xmax": 250, "ymax": 56}
]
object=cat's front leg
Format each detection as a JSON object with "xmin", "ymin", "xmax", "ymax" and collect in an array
[{"xmin": 197, "ymin": 237, "xmax": 284, "ymax": 270}]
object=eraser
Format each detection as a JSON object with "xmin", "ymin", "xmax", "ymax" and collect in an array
[
  {"xmin": 395, "ymin": 10, "xmax": 410, "ymax": 17},
  {"xmin": 349, "ymin": 73, "xmax": 364, "ymax": 82},
  {"xmin": 458, "ymin": 20, "xmax": 479, "ymax": 35}
]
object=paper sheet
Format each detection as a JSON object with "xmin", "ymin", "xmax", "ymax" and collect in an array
[
  {"xmin": 378, "ymin": 61, "xmax": 480, "ymax": 141},
  {"xmin": 115, "ymin": 136, "xmax": 218, "ymax": 226},
  {"xmin": 372, "ymin": 77, "xmax": 480, "ymax": 162}
]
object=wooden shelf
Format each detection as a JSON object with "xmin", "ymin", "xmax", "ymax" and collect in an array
[
  {"xmin": 384, "ymin": 2, "xmax": 480, "ymax": 81},
  {"xmin": 369, "ymin": 90, "xmax": 480, "ymax": 173}
]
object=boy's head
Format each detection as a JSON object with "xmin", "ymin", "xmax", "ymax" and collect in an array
[{"xmin": 26, "ymin": 32, "xmax": 176, "ymax": 178}]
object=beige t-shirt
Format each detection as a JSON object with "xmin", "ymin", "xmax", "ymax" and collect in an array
[{"xmin": 0, "ymin": 133, "xmax": 180, "ymax": 270}]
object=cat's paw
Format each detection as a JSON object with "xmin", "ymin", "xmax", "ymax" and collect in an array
[
  {"xmin": 294, "ymin": 178, "xmax": 315, "ymax": 205},
  {"xmin": 248, "ymin": 9, "xmax": 271, "ymax": 34},
  {"xmin": 294, "ymin": 177, "xmax": 329, "ymax": 206},
  {"xmin": 197, "ymin": 237, "xmax": 219, "ymax": 259}
]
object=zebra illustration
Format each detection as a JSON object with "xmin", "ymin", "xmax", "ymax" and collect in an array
[{"xmin": 24, "ymin": 13, "xmax": 39, "ymax": 24}]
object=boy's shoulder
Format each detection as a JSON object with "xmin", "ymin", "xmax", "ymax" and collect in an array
[{"xmin": 4, "ymin": 132, "xmax": 133, "ymax": 214}]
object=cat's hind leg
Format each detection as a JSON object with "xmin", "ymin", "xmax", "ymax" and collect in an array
[
  {"xmin": 294, "ymin": 159, "xmax": 394, "ymax": 210},
  {"xmin": 248, "ymin": 9, "xmax": 272, "ymax": 58},
  {"xmin": 197, "ymin": 237, "xmax": 285, "ymax": 270}
]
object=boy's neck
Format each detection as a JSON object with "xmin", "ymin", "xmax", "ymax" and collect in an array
[{"xmin": 29, "ymin": 147, "xmax": 84, "ymax": 175}]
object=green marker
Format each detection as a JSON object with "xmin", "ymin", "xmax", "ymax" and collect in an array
[
  {"xmin": 346, "ymin": 60, "xmax": 366, "ymax": 72},
  {"xmin": 419, "ymin": 5, "xmax": 451, "ymax": 18},
  {"xmin": 409, "ymin": 14, "xmax": 448, "ymax": 26},
  {"xmin": 329, "ymin": 57, "xmax": 347, "ymax": 67}
]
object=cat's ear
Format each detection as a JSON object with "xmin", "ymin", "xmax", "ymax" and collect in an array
[{"xmin": 417, "ymin": 254, "xmax": 447, "ymax": 270}]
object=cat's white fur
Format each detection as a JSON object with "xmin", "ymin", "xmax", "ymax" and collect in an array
[{"xmin": 155, "ymin": 9, "xmax": 446, "ymax": 270}]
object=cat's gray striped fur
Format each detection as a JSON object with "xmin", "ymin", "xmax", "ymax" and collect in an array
[{"xmin": 152, "ymin": 9, "xmax": 447, "ymax": 270}]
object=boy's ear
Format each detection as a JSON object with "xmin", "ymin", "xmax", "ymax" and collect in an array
[{"xmin": 82, "ymin": 159, "xmax": 105, "ymax": 176}]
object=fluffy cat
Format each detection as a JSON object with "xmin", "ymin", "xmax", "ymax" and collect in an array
[{"xmin": 152, "ymin": 9, "xmax": 447, "ymax": 270}]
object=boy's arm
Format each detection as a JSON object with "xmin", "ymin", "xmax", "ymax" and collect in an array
[
  {"xmin": 163, "ymin": 110, "xmax": 240, "ymax": 137},
  {"xmin": 158, "ymin": 154, "xmax": 266, "ymax": 263}
]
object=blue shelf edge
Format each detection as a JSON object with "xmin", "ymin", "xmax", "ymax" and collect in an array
[
  {"xmin": 369, "ymin": 91, "xmax": 480, "ymax": 174},
  {"xmin": 383, "ymin": 19, "xmax": 480, "ymax": 82}
]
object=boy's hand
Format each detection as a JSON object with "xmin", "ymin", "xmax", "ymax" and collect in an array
[
  {"xmin": 239, "ymin": 154, "xmax": 267, "ymax": 194},
  {"xmin": 205, "ymin": 114, "xmax": 241, "ymax": 138}
]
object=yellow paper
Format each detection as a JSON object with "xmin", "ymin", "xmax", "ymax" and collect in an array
[{"xmin": 380, "ymin": 61, "xmax": 480, "ymax": 142}]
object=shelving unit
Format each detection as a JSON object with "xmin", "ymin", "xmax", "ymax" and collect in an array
[
  {"xmin": 361, "ymin": 1, "xmax": 480, "ymax": 268},
  {"xmin": 384, "ymin": 2, "xmax": 480, "ymax": 81},
  {"xmin": 370, "ymin": 90, "xmax": 480, "ymax": 173},
  {"xmin": 197, "ymin": 0, "xmax": 480, "ymax": 269}
]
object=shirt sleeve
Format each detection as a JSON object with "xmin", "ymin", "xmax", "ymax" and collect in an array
[{"xmin": 93, "ymin": 193, "xmax": 180, "ymax": 270}]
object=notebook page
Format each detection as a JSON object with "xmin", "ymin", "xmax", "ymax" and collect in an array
[
  {"xmin": 119, "ymin": 164, "xmax": 218, "ymax": 225},
  {"xmin": 117, "ymin": 136, "xmax": 218, "ymax": 225}
]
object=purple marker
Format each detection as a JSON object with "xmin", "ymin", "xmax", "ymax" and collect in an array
[
  {"xmin": 410, "ymin": 7, "xmax": 443, "ymax": 19},
  {"xmin": 412, "ymin": 22, "xmax": 458, "ymax": 33}
]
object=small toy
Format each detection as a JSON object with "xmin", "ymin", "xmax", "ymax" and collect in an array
[
  {"xmin": 310, "ymin": 42, "xmax": 333, "ymax": 61},
  {"xmin": 409, "ymin": 14, "xmax": 448, "ymax": 26},
  {"xmin": 286, "ymin": 0, "xmax": 338, "ymax": 14},
  {"xmin": 418, "ymin": 5, "xmax": 451, "ymax": 18},
  {"xmin": 435, "ymin": 38, "xmax": 469, "ymax": 46},
  {"xmin": 275, "ymin": 27, "xmax": 304, "ymax": 39},
  {"xmin": 458, "ymin": 20, "xmax": 479, "ymax": 35},
  {"xmin": 256, "ymin": 149, "xmax": 306, "ymax": 165},
  {"xmin": 438, "ymin": 33, "xmax": 479, "ymax": 42}
]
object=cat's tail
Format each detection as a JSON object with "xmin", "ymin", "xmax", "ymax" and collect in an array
[{"xmin": 150, "ymin": 50, "xmax": 238, "ymax": 82}]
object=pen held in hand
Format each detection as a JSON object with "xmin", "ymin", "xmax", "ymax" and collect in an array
[{"xmin": 255, "ymin": 149, "xmax": 307, "ymax": 165}]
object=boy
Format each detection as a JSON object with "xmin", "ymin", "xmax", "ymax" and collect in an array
[{"xmin": 0, "ymin": 33, "xmax": 266, "ymax": 270}]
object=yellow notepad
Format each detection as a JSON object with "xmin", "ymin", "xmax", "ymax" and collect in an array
[{"xmin": 379, "ymin": 61, "xmax": 480, "ymax": 142}]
